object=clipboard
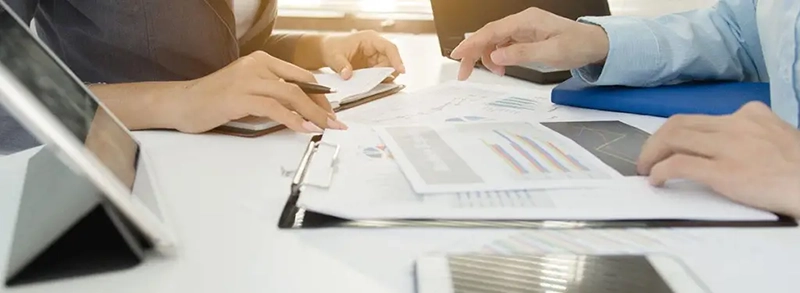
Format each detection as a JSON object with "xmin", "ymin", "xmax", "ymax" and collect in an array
[
  {"xmin": 277, "ymin": 134, "xmax": 797, "ymax": 230},
  {"xmin": 213, "ymin": 84, "xmax": 406, "ymax": 138}
]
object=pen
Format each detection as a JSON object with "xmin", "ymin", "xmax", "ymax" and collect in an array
[{"xmin": 285, "ymin": 80, "xmax": 337, "ymax": 94}]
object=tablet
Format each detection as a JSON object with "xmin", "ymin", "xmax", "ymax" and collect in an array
[
  {"xmin": 0, "ymin": 1, "xmax": 176, "ymax": 261},
  {"xmin": 416, "ymin": 253, "xmax": 710, "ymax": 293}
]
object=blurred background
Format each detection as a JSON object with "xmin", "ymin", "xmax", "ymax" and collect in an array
[{"xmin": 275, "ymin": 0, "xmax": 718, "ymax": 33}]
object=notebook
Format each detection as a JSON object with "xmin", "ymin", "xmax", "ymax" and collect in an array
[
  {"xmin": 215, "ymin": 67, "xmax": 404, "ymax": 137},
  {"xmin": 550, "ymin": 77, "xmax": 771, "ymax": 117}
]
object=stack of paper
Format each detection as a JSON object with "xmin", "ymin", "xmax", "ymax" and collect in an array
[{"xmin": 295, "ymin": 81, "xmax": 779, "ymax": 222}]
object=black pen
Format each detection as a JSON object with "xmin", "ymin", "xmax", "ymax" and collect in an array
[{"xmin": 285, "ymin": 80, "xmax": 337, "ymax": 94}]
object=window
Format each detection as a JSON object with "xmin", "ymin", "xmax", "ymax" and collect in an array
[
  {"xmin": 279, "ymin": 0, "xmax": 433, "ymax": 18},
  {"xmin": 276, "ymin": 0, "xmax": 435, "ymax": 33}
]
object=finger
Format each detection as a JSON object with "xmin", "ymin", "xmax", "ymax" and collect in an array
[
  {"xmin": 328, "ymin": 54, "xmax": 354, "ymax": 80},
  {"xmin": 457, "ymin": 56, "xmax": 478, "ymax": 81},
  {"xmin": 251, "ymin": 51, "xmax": 317, "ymax": 83},
  {"xmin": 375, "ymin": 40, "xmax": 405, "ymax": 74},
  {"xmin": 450, "ymin": 17, "xmax": 519, "ymax": 60},
  {"xmin": 262, "ymin": 81, "xmax": 346, "ymax": 130},
  {"xmin": 308, "ymin": 92, "xmax": 334, "ymax": 114},
  {"xmin": 490, "ymin": 41, "xmax": 562, "ymax": 67},
  {"xmin": 637, "ymin": 129, "xmax": 726, "ymax": 175},
  {"xmin": 481, "ymin": 46, "xmax": 505, "ymax": 76},
  {"xmin": 647, "ymin": 154, "xmax": 721, "ymax": 187},
  {"xmin": 241, "ymin": 96, "xmax": 317, "ymax": 133},
  {"xmin": 637, "ymin": 115, "xmax": 728, "ymax": 176}
]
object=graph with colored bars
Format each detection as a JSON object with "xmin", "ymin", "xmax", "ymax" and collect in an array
[
  {"xmin": 486, "ymin": 96, "xmax": 542, "ymax": 113},
  {"xmin": 482, "ymin": 129, "xmax": 605, "ymax": 179}
]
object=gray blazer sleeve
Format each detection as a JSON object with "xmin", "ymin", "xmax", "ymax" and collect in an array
[
  {"xmin": 264, "ymin": 32, "xmax": 301, "ymax": 63},
  {"xmin": 3, "ymin": 0, "xmax": 39, "ymax": 24},
  {"xmin": 256, "ymin": 18, "xmax": 302, "ymax": 63}
]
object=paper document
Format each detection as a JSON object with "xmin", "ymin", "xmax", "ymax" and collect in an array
[
  {"xmin": 315, "ymin": 67, "xmax": 396, "ymax": 106},
  {"xmin": 338, "ymin": 81, "xmax": 558, "ymax": 125},
  {"xmin": 297, "ymin": 123, "xmax": 776, "ymax": 221},
  {"xmin": 373, "ymin": 121, "xmax": 622, "ymax": 193}
]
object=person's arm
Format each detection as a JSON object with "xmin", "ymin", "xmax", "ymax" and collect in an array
[
  {"xmin": 87, "ymin": 82, "xmax": 185, "ymax": 131},
  {"xmin": 572, "ymin": 0, "xmax": 768, "ymax": 87}
]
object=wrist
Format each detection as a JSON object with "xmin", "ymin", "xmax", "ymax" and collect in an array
[
  {"xmin": 581, "ymin": 23, "xmax": 610, "ymax": 65},
  {"xmin": 152, "ymin": 81, "xmax": 194, "ymax": 131},
  {"xmin": 293, "ymin": 34, "xmax": 327, "ymax": 69}
]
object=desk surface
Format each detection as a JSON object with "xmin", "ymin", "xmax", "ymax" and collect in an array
[{"xmin": 3, "ymin": 33, "xmax": 800, "ymax": 293}]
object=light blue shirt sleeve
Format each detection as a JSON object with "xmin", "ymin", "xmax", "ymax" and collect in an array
[{"xmin": 571, "ymin": 0, "xmax": 769, "ymax": 87}]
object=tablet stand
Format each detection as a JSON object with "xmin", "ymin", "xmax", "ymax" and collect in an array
[{"xmin": 4, "ymin": 149, "xmax": 149, "ymax": 286}]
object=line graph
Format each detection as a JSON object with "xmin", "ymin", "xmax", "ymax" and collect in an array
[{"xmin": 542, "ymin": 121, "xmax": 650, "ymax": 176}]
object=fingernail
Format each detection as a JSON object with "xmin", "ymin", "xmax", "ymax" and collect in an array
[
  {"xmin": 327, "ymin": 118, "xmax": 348, "ymax": 130},
  {"xmin": 341, "ymin": 67, "xmax": 352, "ymax": 77},
  {"xmin": 302, "ymin": 121, "xmax": 323, "ymax": 133},
  {"xmin": 399, "ymin": 65, "xmax": 406, "ymax": 73},
  {"xmin": 490, "ymin": 50, "xmax": 506, "ymax": 64}
]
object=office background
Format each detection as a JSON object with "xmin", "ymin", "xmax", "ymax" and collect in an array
[{"xmin": 275, "ymin": 0, "xmax": 717, "ymax": 33}]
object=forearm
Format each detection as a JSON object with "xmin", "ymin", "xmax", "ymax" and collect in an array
[
  {"xmin": 291, "ymin": 34, "xmax": 326, "ymax": 70},
  {"xmin": 263, "ymin": 32, "xmax": 326, "ymax": 69},
  {"xmin": 573, "ymin": 0, "xmax": 766, "ymax": 87},
  {"xmin": 88, "ymin": 82, "xmax": 186, "ymax": 131}
]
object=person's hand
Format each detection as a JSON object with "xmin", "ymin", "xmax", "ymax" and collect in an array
[
  {"xmin": 638, "ymin": 102, "xmax": 800, "ymax": 218},
  {"xmin": 320, "ymin": 30, "xmax": 406, "ymax": 80},
  {"xmin": 450, "ymin": 7, "xmax": 610, "ymax": 80},
  {"xmin": 168, "ymin": 51, "xmax": 347, "ymax": 134}
]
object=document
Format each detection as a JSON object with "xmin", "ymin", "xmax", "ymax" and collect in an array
[
  {"xmin": 337, "ymin": 81, "xmax": 558, "ymax": 125},
  {"xmin": 314, "ymin": 67, "xmax": 396, "ymax": 106},
  {"xmin": 297, "ymin": 123, "xmax": 776, "ymax": 221},
  {"xmin": 373, "ymin": 121, "xmax": 622, "ymax": 193}
]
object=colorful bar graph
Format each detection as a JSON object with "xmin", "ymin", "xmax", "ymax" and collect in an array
[
  {"xmin": 487, "ymin": 97, "xmax": 540, "ymax": 111},
  {"xmin": 515, "ymin": 135, "xmax": 570, "ymax": 172},
  {"xmin": 485, "ymin": 142, "xmax": 528, "ymax": 174},
  {"xmin": 547, "ymin": 142, "xmax": 590, "ymax": 171},
  {"xmin": 492, "ymin": 131, "xmax": 549, "ymax": 173}
]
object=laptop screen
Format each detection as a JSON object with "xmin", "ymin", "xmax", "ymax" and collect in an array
[{"xmin": 0, "ymin": 8, "xmax": 139, "ymax": 191}]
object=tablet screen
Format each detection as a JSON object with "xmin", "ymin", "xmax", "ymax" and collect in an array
[{"xmin": 0, "ymin": 9, "xmax": 139, "ymax": 190}]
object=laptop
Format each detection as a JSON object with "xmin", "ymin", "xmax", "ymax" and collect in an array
[
  {"xmin": 430, "ymin": 0, "xmax": 611, "ymax": 84},
  {"xmin": 0, "ymin": 2, "xmax": 176, "ymax": 283}
]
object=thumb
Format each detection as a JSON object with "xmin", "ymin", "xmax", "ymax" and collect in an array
[
  {"xmin": 329, "ymin": 55, "xmax": 353, "ymax": 80},
  {"xmin": 490, "ymin": 40, "xmax": 559, "ymax": 67}
]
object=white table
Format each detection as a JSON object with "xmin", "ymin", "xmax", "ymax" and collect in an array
[{"xmin": 3, "ymin": 33, "xmax": 800, "ymax": 293}]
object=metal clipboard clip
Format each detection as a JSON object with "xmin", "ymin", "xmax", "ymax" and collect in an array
[{"xmin": 299, "ymin": 141, "xmax": 340, "ymax": 189}]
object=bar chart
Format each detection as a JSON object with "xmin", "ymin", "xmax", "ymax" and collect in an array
[
  {"xmin": 486, "ymin": 96, "xmax": 541, "ymax": 113},
  {"xmin": 474, "ymin": 124, "xmax": 607, "ymax": 180}
]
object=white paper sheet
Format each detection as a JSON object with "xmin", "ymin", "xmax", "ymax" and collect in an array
[
  {"xmin": 297, "ymin": 123, "xmax": 777, "ymax": 222},
  {"xmin": 314, "ymin": 67, "xmax": 396, "ymax": 105},
  {"xmin": 373, "ymin": 121, "xmax": 622, "ymax": 193}
]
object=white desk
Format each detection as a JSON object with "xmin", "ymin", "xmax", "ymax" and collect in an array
[{"xmin": 3, "ymin": 33, "xmax": 800, "ymax": 293}]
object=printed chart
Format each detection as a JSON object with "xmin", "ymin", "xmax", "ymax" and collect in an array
[
  {"xmin": 360, "ymin": 144, "xmax": 393, "ymax": 159},
  {"xmin": 458, "ymin": 122, "xmax": 611, "ymax": 181},
  {"xmin": 486, "ymin": 96, "xmax": 541, "ymax": 113},
  {"xmin": 542, "ymin": 121, "xmax": 650, "ymax": 176},
  {"xmin": 375, "ymin": 122, "xmax": 615, "ymax": 193}
]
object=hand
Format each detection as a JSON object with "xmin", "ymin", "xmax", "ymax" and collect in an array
[
  {"xmin": 638, "ymin": 102, "xmax": 800, "ymax": 218},
  {"xmin": 320, "ymin": 30, "xmax": 406, "ymax": 80},
  {"xmin": 168, "ymin": 51, "xmax": 347, "ymax": 134},
  {"xmin": 450, "ymin": 7, "xmax": 610, "ymax": 80}
]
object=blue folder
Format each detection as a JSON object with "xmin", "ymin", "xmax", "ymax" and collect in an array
[{"xmin": 550, "ymin": 77, "xmax": 771, "ymax": 118}]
